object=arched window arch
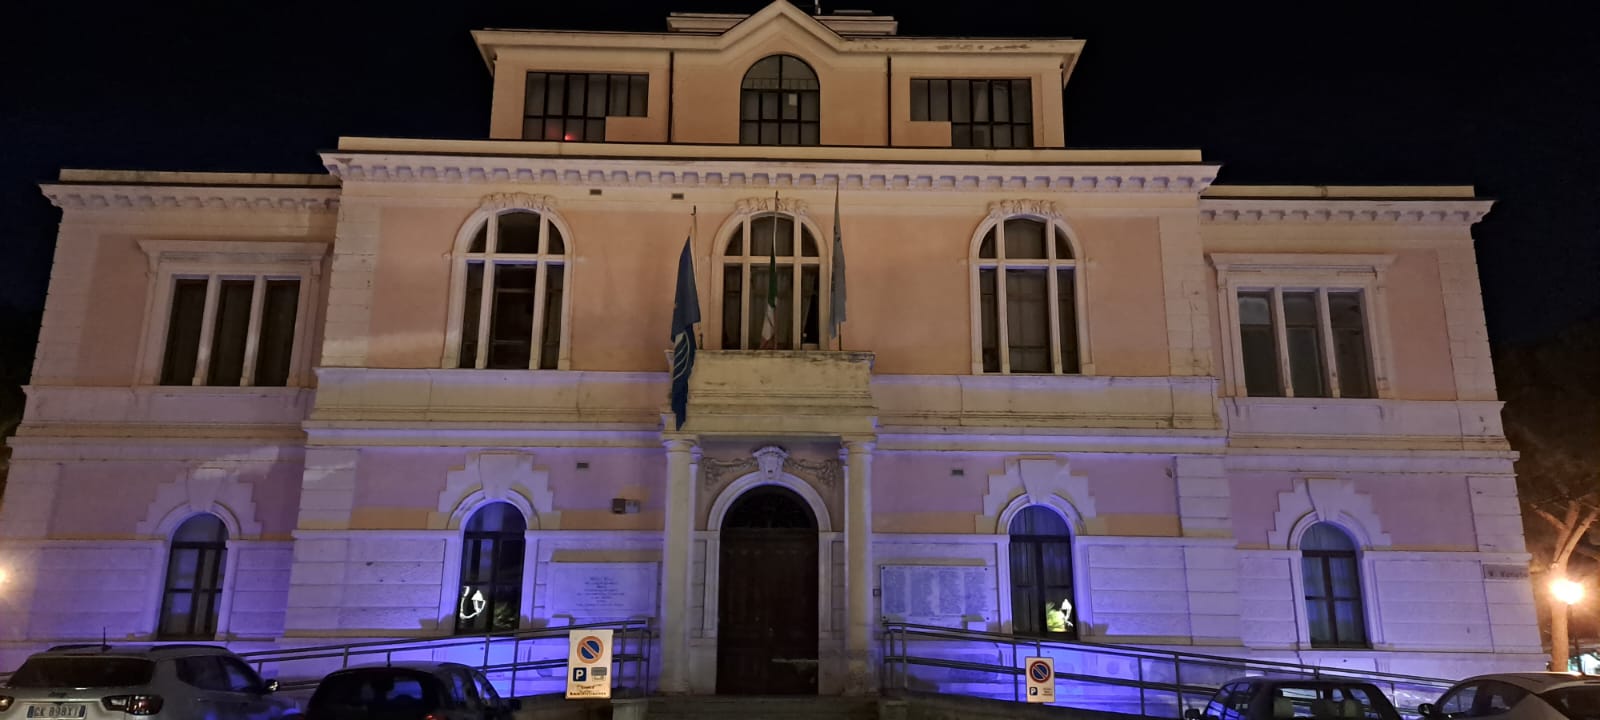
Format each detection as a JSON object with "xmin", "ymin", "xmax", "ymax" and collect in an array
[
  {"xmin": 1008, "ymin": 505, "xmax": 1076, "ymax": 638},
  {"xmin": 455, "ymin": 502, "xmax": 527, "ymax": 634},
  {"xmin": 452, "ymin": 209, "xmax": 568, "ymax": 370},
  {"xmin": 719, "ymin": 212, "xmax": 827, "ymax": 350},
  {"xmin": 158, "ymin": 514, "xmax": 228, "ymax": 639},
  {"xmin": 972, "ymin": 216, "xmax": 1083, "ymax": 374},
  {"xmin": 741, "ymin": 54, "xmax": 820, "ymax": 146},
  {"xmin": 1299, "ymin": 522, "xmax": 1368, "ymax": 648}
]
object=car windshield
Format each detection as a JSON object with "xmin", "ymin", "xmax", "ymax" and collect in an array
[
  {"xmin": 6, "ymin": 657, "xmax": 156, "ymax": 688},
  {"xmin": 1542, "ymin": 687, "xmax": 1600, "ymax": 720},
  {"xmin": 1269, "ymin": 683, "xmax": 1401, "ymax": 720},
  {"xmin": 309, "ymin": 670, "xmax": 441, "ymax": 720}
]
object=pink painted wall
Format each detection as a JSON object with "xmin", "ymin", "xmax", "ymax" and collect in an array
[
  {"xmin": 367, "ymin": 207, "xmax": 460, "ymax": 368},
  {"xmin": 1077, "ymin": 455, "xmax": 1178, "ymax": 516},
  {"xmin": 1077, "ymin": 218, "xmax": 1170, "ymax": 377},
  {"xmin": 1230, "ymin": 472, "xmax": 1477, "ymax": 550},
  {"xmin": 47, "ymin": 456, "xmax": 304, "ymax": 540},
  {"xmin": 1385, "ymin": 249, "xmax": 1457, "ymax": 400},
  {"xmin": 79, "ymin": 235, "xmax": 149, "ymax": 385}
]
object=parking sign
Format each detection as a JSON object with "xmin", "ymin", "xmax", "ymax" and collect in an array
[
  {"xmin": 566, "ymin": 629, "xmax": 613, "ymax": 699},
  {"xmin": 1024, "ymin": 656, "xmax": 1054, "ymax": 703}
]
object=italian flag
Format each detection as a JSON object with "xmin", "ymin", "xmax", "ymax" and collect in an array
[{"xmin": 760, "ymin": 225, "xmax": 778, "ymax": 349}]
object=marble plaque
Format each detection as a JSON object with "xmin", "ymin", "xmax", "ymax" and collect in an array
[
  {"xmin": 546, "ymin": 562, "xmax": 658, "ymax": 619},
  {"xmin": 879, "ymin": 565, "xmax": 994, "ymax": 626}
]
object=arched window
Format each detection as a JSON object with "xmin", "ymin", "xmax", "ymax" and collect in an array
[
  {"xmin": 974, "ymin": 217, "xmax": 1082, "ymax": 374},
  {"xmin": 720, "ymin": 213, "xmax": 826, "ymax": 350},
  {"xmin": 158, "ymin": 514, "xmax": 228, "ymax": 639},
  {"xmin": 1300, "ymin": 522, "xmax": 1368, "ymax": 648},
  {"xmin": 741, "ymin": 55, "xmax": 820, "ymax": 146},
  {"xmin": 1008, "ymin": 506, "xmax": 1076, "ymax": 638},
  {"xmin": 455, "ymin": 502, "xmax": 527, "ymax": 634},
  {"xmin": 455, "ymin": 210, "xmax": 567, "ymax": 370}
]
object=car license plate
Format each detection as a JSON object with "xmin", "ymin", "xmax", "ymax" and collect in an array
[{"xmin": 26, "ymin": 704, "xmax": 87, "ymax": 719}]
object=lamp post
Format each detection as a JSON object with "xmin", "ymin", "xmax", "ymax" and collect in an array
[{"xmin": 1553, "ymin": 577, "xmax": 1586, "ymax": 673}]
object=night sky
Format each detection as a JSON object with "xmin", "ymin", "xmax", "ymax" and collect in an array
[{"xmin": 3, "ymin": 1, "xmax": 1597, "ymax": 386}]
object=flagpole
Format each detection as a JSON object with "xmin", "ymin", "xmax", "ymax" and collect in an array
[
  {"xmin": 692, "ymin": 205, "xmax": 701, "ymax": 348},
  {"xmin": 836, "ymin": 180, "xmax": 844, "ymax": 353}
]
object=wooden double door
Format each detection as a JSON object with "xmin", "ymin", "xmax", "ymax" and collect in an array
[{"xmin": 716, "ymin": 486, "xmax": 819, "ymax": 695}]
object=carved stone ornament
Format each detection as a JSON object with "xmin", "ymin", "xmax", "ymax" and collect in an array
[
  {"xmin": 987, "ymin": 199, "xmax": 1063, "ymax": 222},
  {"xmin": 785, "ymin": 456, "xmax": 842, "ymax": 489},
  {"xmin": 754, "ymin": 445, "xmax": 790, "ymax": 479},
  {"xmin": 734, "ymin": 196, "xmax": 810, "ymax": 217},
  {"xmin": 702, "ymin": 457, "xmax": 758, "ymax": 491},
  {"xmin": 479, "ymin": 192, "xmax": 555, "ymax": 213}
]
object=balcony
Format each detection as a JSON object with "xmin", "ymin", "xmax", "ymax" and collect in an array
[{"xmin": 677, "ymin": 351, "xmax": 876, "ymax": 437}]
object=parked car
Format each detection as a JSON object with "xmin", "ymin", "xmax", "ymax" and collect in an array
[
  {"xmin": 304, "ymin": 663, "xmax": 519, "ymax": 720},
  {"xmin": 1186, "ymin": 677, "xmax": 1405, "ymax": 720},
  {"xmin": 0, "ymin": 643, "xmax": 299, "ymax": 719},
  {"xmin": 1420, "ymin": 673, "xmax": 1600, "ymax": 720}
]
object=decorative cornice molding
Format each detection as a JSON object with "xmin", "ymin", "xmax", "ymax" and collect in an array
[
  {"xmin": 734, "ymin": 196, "xmax": 810, "ymax": 217},
  {"xmin": 479, "ymin": 192, "xmax": 555, "ymax": 213},
  {"xmin": 986, "ymin": 199, "xmax": 1063, "ymax": 221},
  {"xmin": 1199, "ymin": 199, "xmax": 1492, "ymax": 226},
  {"xmin": 41, "ymin": 184, "xmax": 340, "ymax": 213},
  {"xmin": 321, "ymin": 153, "xmax": 1218, "ymax": 195}
]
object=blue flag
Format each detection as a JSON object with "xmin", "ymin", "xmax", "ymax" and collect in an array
[{"xmin": 670, "ymin": 237, "xmax": 700, "ymax": 430}]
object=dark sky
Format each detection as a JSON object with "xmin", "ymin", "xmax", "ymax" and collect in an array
[{"xmin": 2, "ymin": 1, "xmax": 1597, "ymax": 380}]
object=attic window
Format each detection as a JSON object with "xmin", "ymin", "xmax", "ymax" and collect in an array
[
  {"xmin": 911, "ymin": 78, "xmax": 1034, "ymax": 149},
  {"xmin": 523, "ymin": 72, "xmax": 648, "ymax": 142},
  {"xmin": 740, "ymin": 55, "xmax": 820, "ymax": 146}
]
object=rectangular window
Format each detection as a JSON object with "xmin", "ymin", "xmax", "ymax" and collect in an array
[
  {"xmin": 1006, "ymin": 269, "xmax": 1051, "ymax": 373},
  {"xmin": 910, "ymin": 78, "xmax": 1033, "ymax": 148},
  {"xmin": 159, "ymin": 275, "xmax": 301, "ymax": 387},
  {"xmin": 1235, "ymin": 288, "xmax": 1375, "ymax": 399},
  {"xmin": 523, "ymin": 71, "xmax": 647, "ymax": 142}
]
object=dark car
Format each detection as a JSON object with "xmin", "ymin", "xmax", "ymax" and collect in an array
[
  {"xmin": 305, "ymin": 663, "xmax": 519, "ymax": 720},
  {"xmin": 1186, "ymin": 677, "xmax": 1405, "ymax": 720}
]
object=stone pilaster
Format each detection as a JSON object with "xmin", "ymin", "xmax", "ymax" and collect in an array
[
  {"xmin": 1437, "ymin": 246, "xmax": 1497, "ymax": 401},
  {"xmin": 320, "ymin": 201, "xmax": 381, "ymax": 368},
  {"xmin": 843, "ymin": 437, "xmax": 875, "ymax": 695},
  {"xmin": 659, "ymin": 437, "xmax": 697, "ymax": 693}
]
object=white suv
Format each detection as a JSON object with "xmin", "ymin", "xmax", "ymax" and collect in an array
[{"xmin": 0, "ymin": 644, "xmax": 299, "ymax": 719}]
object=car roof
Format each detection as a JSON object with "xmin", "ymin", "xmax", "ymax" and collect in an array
[
  {"xmin": 1459, "ymin": 673, "xmax": 1600, "ymax": 693},
  {"xmin": 1224, "ymin": 676, "xmax": 1385, "ymax": 688},
  {"xmin": 32, "ymin": 644, "xmax": 234, "ymax": 660}
]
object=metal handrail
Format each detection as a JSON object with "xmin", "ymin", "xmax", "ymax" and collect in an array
[{"xmin": 881, "ymin": 621, "xmax": 1456, "ymax": 719}]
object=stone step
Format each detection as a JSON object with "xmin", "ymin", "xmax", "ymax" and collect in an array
[{"xmin": 647, "ymin": 695, "xmax": 879, "ymax": 720}]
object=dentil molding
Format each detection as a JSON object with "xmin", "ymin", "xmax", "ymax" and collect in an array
[
  {"xmin": 1200, "ymin": 199, "xmax": 1492, "ymax": 226},
  {"xmin": 42, "ymin": 184, "xmax": 340, "ymax": 213}
]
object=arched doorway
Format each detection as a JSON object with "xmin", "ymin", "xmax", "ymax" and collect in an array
[{"xmin": 717, "ymin": 485, "xmax": 819, "ymax": 694}]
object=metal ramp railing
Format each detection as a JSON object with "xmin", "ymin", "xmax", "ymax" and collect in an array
[
  {"xmin": 240, "ymin": 619, "xmax": 651, "ymax": 700},
  {"xmin": 881, "ymin": 621, "xmax": 1455, "ymax": 719}
]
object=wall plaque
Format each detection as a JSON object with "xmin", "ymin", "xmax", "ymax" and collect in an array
[
  {"xmin": 879, "ymin": 565, "xmax": 994, "ymax": 626},
  {"xmin": 547, "ymin": 562, "xmax": 658, "ymax": 619},
  {"xmin": 1483, "ymin": 564, "xmax": 1531, "ymax": 580}
]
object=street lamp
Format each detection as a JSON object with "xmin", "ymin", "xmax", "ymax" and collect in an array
[{"xmin": 1554, "ymin": 578, "xmax": 1587, "ymax": 672}]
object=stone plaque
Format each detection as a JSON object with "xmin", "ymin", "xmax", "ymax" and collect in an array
[
  {"xmin": 1483, "ymin": 564, "xmax": 1531, "ymax": 580},
  {"xmin": 879, "ymin": 565, "xmax": 994, "ymax": 626},
  {"xmin": 547, "ymin": 562, "xmax": 658, "ymax": 619}
]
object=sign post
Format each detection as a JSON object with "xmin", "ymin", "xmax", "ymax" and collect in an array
[
  {"xmin": 1025, "ymin": 656, "xmax": 1055, "ymax": 704},
  {"xmin": 566, "ymin": 629, "xmax": 614, "ymax": 700}
]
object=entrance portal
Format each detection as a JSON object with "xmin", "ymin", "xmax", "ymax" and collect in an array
[{"xmin": 716, "ymin": 485, "xmax": 819, "ymax": 694}]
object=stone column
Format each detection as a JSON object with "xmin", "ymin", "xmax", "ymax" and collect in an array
[
  {"xmin": 659, "ymin": 437, "xmax": 697, "ymax": 694},
  {"xmin": 843, "ymin": 437, "xmax": 876, "ymax": 694}
]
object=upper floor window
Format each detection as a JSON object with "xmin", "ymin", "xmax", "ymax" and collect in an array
[
  {"xmin": 1212, "ymin": 253, "xmax": 1394, "ymax": 400},
  {"xmin": 452, "ymin": 209, "xmax": 568, "ymax": 370},
  {"xmin": 138, "ymin": 240, "xmax": 322, "ymax": 388},
  {"xmin": 741, "ymin": 55, "xmax": 819, "ymax": 146},
  {"xmin": 523, "ymin": 72, "xmax": 648, "ymax": 142},
  {"xmin": 911, "ymin": 78, "xmax": 1034, "ymax": 148},
  {"xmin": 1300, "ymin": 522, "xmax": 1368, "ymax": 648},
  {"xmin": 972, "ymin": 216, "xmax": 1083, "ymax": 374},
  {"xmin": 1236, "ymin": 289, "xmax": 1375, "ymax": 399},
  {"xmin": 719, "ymin": 212, "xmax": 827, "ymax": 350}
]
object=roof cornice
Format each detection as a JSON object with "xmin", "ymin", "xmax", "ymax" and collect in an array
[
  {"xmin": 1199, "ymin": 197, "xmax": 1493, "ymax": 226},
  {"xmin": 320, "ymin": 151, "xmax": 1219, "ymax": 195},
  {"xmin": 40, "ymin": 183, "xmax": 341, "ymax": 213}
]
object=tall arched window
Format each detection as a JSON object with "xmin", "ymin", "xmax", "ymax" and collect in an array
[
  {"xmin": 455, "ymin": 210, "xmax": 567, "ymax": 370},
  {"xmin": 974, "ymin": 217, "xmax": 1082, "ymax": 374},
  {"xmin": 1009, "ymin": 506, "xmax": 1076, "ymax": 638},
  {"xmin": 159, "ymin": 514, "xmax": 228, "ymax": 639},
  {"xmin": 455, "ymin": 502, "xmax": 527, "ymax": 634},
  {"xmin": 720, "ymin": 213, "xmax": 826, "ymax": 350},
  {"xmin": 741, "ymin": 55, "xmax": 819, "ymax": 146},
  {"xmin": 1300, "ymin": 522, "xmax": 1368, "ymax": 648}
]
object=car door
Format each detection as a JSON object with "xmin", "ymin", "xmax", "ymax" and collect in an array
[
  {"xmin": 469, "ymin": 669, "xmax": 511, "ymax": 720},
  {"xmin": 218, "ymin": 656, "xmax": 276, "ymax": 720},
  {"xmin": 176, "ymin": 656, "xmax": 247, "ymax": 719},
  {"xmin": 1438, "ymin": 682, "xmax": 1534, "ymax": 720}
]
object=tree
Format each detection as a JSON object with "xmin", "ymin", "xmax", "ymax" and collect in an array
[{"xmin": 1498, "ymin": 314, "xmax": 1600, "ymax": 671}]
